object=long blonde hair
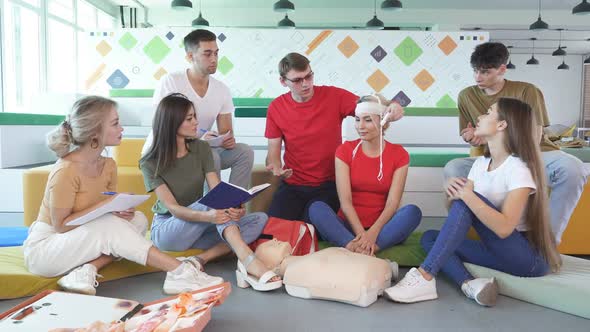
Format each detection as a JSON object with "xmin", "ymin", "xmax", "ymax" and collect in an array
[{"xmin": 485, "ymin": 97, "xmax": 561, "ymax": 271}]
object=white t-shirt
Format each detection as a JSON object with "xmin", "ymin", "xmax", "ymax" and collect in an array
[
  {"xmin": 142, "ymin": 70, "xmax": 234, "ymax": 155},
  {"xmin": 467, "ymin": 155, "xmax": 536, "ymax": 231}
]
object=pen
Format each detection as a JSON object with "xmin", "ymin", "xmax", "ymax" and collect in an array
[
  {"xmin": 119, "ymin": 304, "xmax": 144, "ymax": 322},
  {"xmin": 199, "ymin": 128, "xmax": 218, "ymax": 137},
  {"xmin": 101, "ymin": 192, "xmax": 117, "ymax": 195}
]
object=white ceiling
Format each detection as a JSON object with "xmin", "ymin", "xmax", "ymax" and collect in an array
[
  {"xmin": 112, "ymin": 0, "xmax": 590, "ymax": 55},
  {"xmin": 116, "ymin": 0, "xmax": 588, "ymax": 10}
]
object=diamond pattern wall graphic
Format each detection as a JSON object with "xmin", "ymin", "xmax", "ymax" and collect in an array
[
  {"xmin": 82, "ymin": 29, "xmax": 488, "ymax": 107},
  {"xmin": 338, "ymin": 36, "xmax": 359, "ymax": 58},
  {"xmin": 218, "ymin": 56, "xmax": 234, "ymax": 75},
  {"xmin": 143, "ymin": 37, "xmax": 171, "ymax": 64},
  {"xmin": 394, "ymin": 37, "xmax": 423, "ymax": 66},
  {"xmin": 96, "ymin": 40, "xmax": 112, "ymax": 57},
  {"xmin": 371, "ymin": 46, "xmax": 387, "ymax": 62},
  {"xmin": 366, "ymin": 69, "xmax": 390, "ymax": 92},
  {"xmin": 106, "ymin": 69, "xmax": 129, "ymax": 89},
  {"xmin": 436, "ymin": 94, "xmax": 457, "ymax": 108},
  {"xmin": 119, "ymin": 32, "xmax": 138, "ymax": 51},
  {"xmin": 438, "ymin": 36, "xmax": 457, "ymax": 56},
  {"xmin": 413, "ymin": 69, "xmax": 435, "ymax": 91},
  {"xmin": 154, "ymin": 67, "xmax": 168, "ymax": 80}
]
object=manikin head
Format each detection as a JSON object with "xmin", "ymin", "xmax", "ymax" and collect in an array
[{"xmin": 254, "ymin": 239, "xmax": 292, "ymax": 271}]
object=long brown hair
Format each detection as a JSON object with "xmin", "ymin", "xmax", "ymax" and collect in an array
[
  {"xmin": 485, "ymin": 97, "xmax": 561, "ymax": 271},
  {"xmin": 140, "ymin": 93, "xmax": 195, "ymax": 176}
]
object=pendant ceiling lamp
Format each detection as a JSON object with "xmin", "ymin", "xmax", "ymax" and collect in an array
[
  {"xmin": 381, "ymin": 0, "xmax": 403, "ymax": 11},
  {"xmin": 506, "ymin": 46, "xmax": 516, "ymax": 69},
  {"xmin": 366, "ymin": 0, "xmax": 384, "ymax": 30},
  {"xmin": 273, "ymin": 0, "xmax": 295, "ymax": 12},
  {"xmin": 527, "ymin": 38, "xmax": 540, "ymax": 65},
  {"xmin": 530, "ymin": 0, "xmax": 549, "ymax": 31},
  {"xmin": 557, "ymin": 60, "xmax": 570, "ymax": 70},
  {"xmin": 552, "ymin": 29, "xmax": 567, "ymax": 56},
  {"xmin": 278, "ymin": 14, "xmax": 296, "ymax": 29},
  {"xmin": 572, "ymin": 0, "xmax": 590, "ymax": 15},
  {"xmin": 192, "ymin": 0, "xmax": 209, "ymax": 27},
  {"xmin": 171, "ymin": 0, "xmax": 192, "ymax": 10}
]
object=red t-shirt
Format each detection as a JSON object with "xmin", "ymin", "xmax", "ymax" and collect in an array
[
  {"xmin": 265, "ymin": 86, "xmax": 358, "ymax": 186},
  {"xmin": 335, "ymin": 139, "xmax": 410, "ymax": 228}
]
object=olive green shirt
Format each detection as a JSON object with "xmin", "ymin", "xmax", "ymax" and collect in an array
[
  {"xmin": 457, "ymin": 80, "xmax": 559, "ymax": 156},
  {"xmin": 140, "ymin": 140, "xmax": 215, "ymax": 215}
]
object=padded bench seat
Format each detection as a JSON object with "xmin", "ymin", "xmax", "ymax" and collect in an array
[
  {"xmin": 0, "ymin": 246, "xmax": 204, "ymax": 300},
  {"xmin": 466, "ymin": 255, "xmax": 590, "ymax": 319}
]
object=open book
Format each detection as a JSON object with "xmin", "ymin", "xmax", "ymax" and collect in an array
[
  {"xmin": 198, "ymin": 182, "xmax": 271, "ymax": 210},
  {"xmin": 66, "ymin": 194, "xmax": 150, "ymax": 226}
]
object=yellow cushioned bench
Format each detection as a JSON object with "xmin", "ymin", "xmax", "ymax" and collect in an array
[
  {"xmin": 0, "ymin": 246, "xmax": 202, "ymax": 300},
  {"xmin": 4, "ymin": 138, "xmax": 196, "ymax": 300}
]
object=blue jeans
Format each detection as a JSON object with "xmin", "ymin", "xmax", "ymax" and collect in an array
[
  {"xmin": 308, "ymin": 201, "xmax": 422, "ymax": 250},
  {"xmin": 444, "ymin": 150, "xmax": 588, "ymax": 243},
  {"xmin": 268, "ymin": 181, "xmax": 340, "ymax": 223},
  {"xmin": 151, "ymin": 201, "xmax": 268, "ymax": 252},
  {"xmin": 420, "ymin": 194, "xmax": 549, "ymax": 286}
]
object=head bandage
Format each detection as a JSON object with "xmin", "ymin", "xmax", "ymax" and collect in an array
[{"xmin": 352, "ymin": 94, "xmax": 388, "ymax": 182}]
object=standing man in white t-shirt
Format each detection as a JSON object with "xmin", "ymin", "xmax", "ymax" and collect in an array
[{"xmin": 142, "ymin": 29, "xmax": 254, "ymax": 189}]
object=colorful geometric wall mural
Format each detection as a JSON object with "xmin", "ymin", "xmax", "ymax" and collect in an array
[{"xmin": 80, "ymin": 29, "xmax": 488, "ymax": 108}]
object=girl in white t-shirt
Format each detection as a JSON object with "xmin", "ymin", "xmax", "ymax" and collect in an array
[{"xmin": 384, "ymin": 97, "xmax": 562, "ymax": 307}]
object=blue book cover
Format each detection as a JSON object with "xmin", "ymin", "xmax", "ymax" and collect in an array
[{"xmin": 198, "ymin": 182, "xmax": 271, "ymax": 210}]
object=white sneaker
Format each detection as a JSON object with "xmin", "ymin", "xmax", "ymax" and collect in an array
[
  {"xmin": 461, "ymin": 277, "xmax": 498, "ymax": 307},
  {"xmin": 384, "ymin": 267, "xmax": 438, "ymax": 303},
  {"xmin": 177, "ymin": 256, "xmax": 205, "ymax": 271},
  {"xmin": 57, "ymin": 264, "xmax": 101, "ymax": 296},
  {"xmin": 163, "ymin": 262, "xmax": 224, "ymax": 295}
]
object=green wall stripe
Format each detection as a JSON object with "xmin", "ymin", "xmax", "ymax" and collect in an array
[
  {"xmin": 233, "ymin": 98, "xmax": 273, "ymax": 107},
  {"xmin": 236, "ymin": 107, "xmax": 458, "ymax": 118},
  {"xmin": 109, "ymin": 89, "xmax": 155, "ymax": 97},
  {"xmin": 409, "ymin": 151, "xmax": 469, "ymax": 167},
  {"xmin": 235, "ymin": 107, "xmax": 268, "ymax": 118},
  {"xmin": 108, "ymin": 90, "xmax": 458, "ymax": 117},
  {"xmin": 0, "ymin": 113, "xmax": 65, "ymax": 125},
  {"xmin": 404, "ymin": 107, "xmax": 458, "ymax": 116}
]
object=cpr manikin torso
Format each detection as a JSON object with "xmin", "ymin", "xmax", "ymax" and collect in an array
[{"xmin": 255, "ymin": 240, "xmax": 392, "ymax": 307}]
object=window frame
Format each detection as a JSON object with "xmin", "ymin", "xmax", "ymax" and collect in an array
[{"xmin": 0, "ymin": 0, "xmax": 117, "ymax": 113}]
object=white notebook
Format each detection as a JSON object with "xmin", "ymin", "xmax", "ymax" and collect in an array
[{"xmin": 66, "ymin": 194, "xmax": 150, "ymax": 226}]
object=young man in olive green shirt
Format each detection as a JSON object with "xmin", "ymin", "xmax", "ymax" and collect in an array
[{"xmin": 444, "ymin": 42, "xmax": 587, "ymax": 243}]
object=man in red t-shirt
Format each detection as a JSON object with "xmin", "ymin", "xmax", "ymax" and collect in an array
[{"xmin": 265, "ymin": 53, "xmax": 403, "ymax": 222}]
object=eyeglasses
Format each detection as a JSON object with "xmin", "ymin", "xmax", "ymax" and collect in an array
[{"xmin": 283, "ymin": 71, "xmax": 314, "ymax": 84}]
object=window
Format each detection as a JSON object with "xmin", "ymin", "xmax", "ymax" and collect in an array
[
  {"xmin": 0, "ymin": 0, "xmax": 116, "ymax": 113},
  {"xmin": 48, "ymin": 0, "xmax": 74, "ymax": 22},
  {"xmin": 2, "ymin": 0, "xmax": 42, "ymax": 113},
  {"xmin": 47, "ymin": 19, "xmax": 76, "ymax": 93}
]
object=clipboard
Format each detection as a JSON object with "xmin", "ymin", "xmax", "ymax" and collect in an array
[{"xmin": 0, "ymin": 282, "xmax": 231, "ymax": 332}]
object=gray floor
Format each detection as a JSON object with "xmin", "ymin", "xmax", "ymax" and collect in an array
[{"xmin": 1, "ymin": 214, "xmax": 588, "ymax": 331}]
